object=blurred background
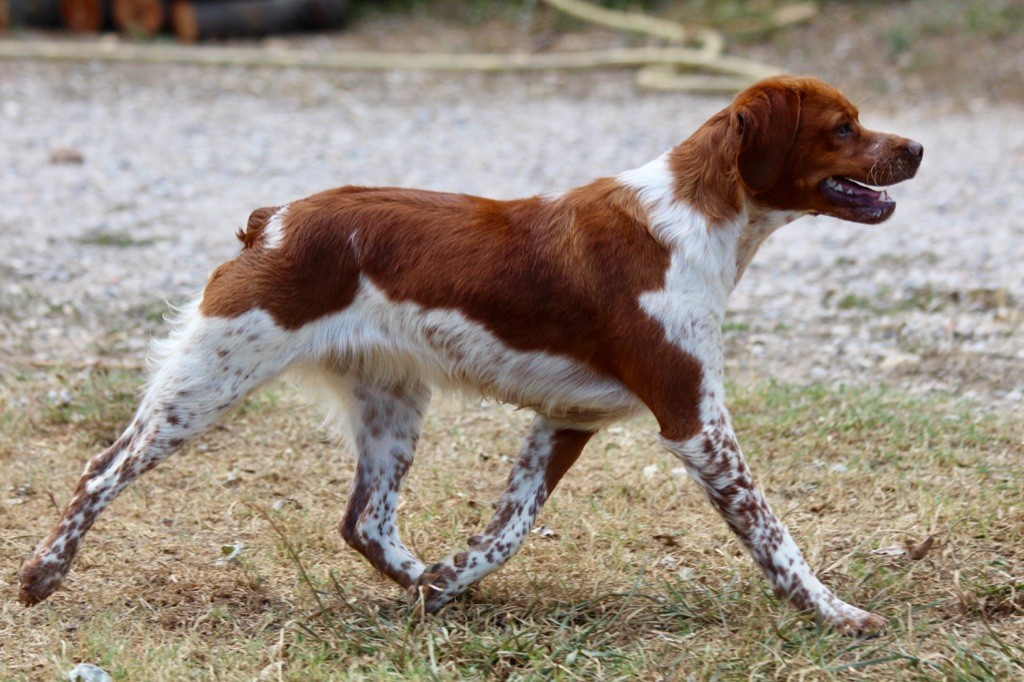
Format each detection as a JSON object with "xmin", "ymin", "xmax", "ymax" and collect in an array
[
  {"xmin": 2, "ymin": 0, "xmax": 1023, "ymax": 101},
  {"xmin": 2, "ymin": 0, "xmax": 1021, "ymax": 405}
]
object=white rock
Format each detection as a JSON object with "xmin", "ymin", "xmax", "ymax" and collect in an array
[{"xmin": 68, "ymin": 664, "xmax": 112, "ymax": 682}]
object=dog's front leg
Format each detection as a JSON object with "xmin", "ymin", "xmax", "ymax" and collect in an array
[
  {"xmin": 662, "ymin": 406, "xmax": 886, "ymax": 634},
  {"xmin": 622, "ymin": 309, "xmax": 885, "ymax": 633}
]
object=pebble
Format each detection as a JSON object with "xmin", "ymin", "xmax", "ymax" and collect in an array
[
  {"xmin": 67, "ymin": 664, "xmax": 112, "ymax": 682},
  {"xmin": 49, "ymin": 147, "xmax": 86, "ymax": 164}
]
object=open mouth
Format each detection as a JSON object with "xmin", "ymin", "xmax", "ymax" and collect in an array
[{"xmin": 819, "ymin": 176, "xmax": 896, "ymax": 223}]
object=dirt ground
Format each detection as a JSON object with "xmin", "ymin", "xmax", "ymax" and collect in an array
[
  {"xmin": 2, "ymin": 372, "xmax": 1021, "ymax": 680},
  {"xmin": 1, "ymin": 2, "xmax": 1022, "ymax": 679}
]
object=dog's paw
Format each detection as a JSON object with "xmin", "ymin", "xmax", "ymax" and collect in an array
[
  {"xmin": 406, "ymin": 562, "xmax": 456, "ymax": 614},
  {"xmin": 18, "ymin": 556, "xmax": 65, "ymax": 607},
  {"xmin": 830, "ymin": 606, "xmax": 887, "ymax": 637}
]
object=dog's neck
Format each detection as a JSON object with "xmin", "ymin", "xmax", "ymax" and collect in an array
[
  {"xmin": 669, "ymin": 115, "xmax": 803, "ymax": 283},
  {"xmin": 619, "ymin": 116, "xmax": 802, "ymax": 303},
  {"xmin": 734, "ymin": 204, "xmax": 801, "ymax": 283}
]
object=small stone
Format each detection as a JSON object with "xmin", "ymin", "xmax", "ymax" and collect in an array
[
  {"xmin": 256, "ymin": 661, "xmax": 283, "ymax": 681},
  {"xmin": 532, "ymin": 525, "xmax": 558, "ymax": 539},
  {"xmin": 657, "ymin": 555, "xmax": 680, "ymax": 570},
  {"xmin": 216, "ymin": 542, "xmax": 245, "ymax": 566},
  {"xmin": 50, "ymin": 148, "xmax": 85, "ymax": 165},
  {"xmin": 871, "ymin": 545, "xmax": 907, "ymax": 557},
  {"xmin": 67, "ymin": 663, "xmax": 112, "ymax": 682},
  {"xmin": 879, "ymin": 351, "xmax": 921, "ymax": 370},
  {"xmin": 47, "ymin": 389, "xmax": 73, "ymax": 407},
  {"xmin": 676, "ymin": 567, "xmax": 696, "ymax": 580}
]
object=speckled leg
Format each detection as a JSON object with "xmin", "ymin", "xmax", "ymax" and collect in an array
[
  {"xmin": 20, "ymin": 308, "xmax": 296, "ymax": 606},
  {"xmin": 410, "ymin": 417, "xmax": 593, "ymax": 612},
  {"xmin": 665, "ymin": 406, "xmax": 887, "ymax": 634},
  {"xmin": 339, "ymin": 382, "xmax": 431, "ymax": 589}
]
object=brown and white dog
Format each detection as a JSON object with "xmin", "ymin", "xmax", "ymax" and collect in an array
[{"xmin": 21, "ymin": 76, "xmax": 922, "ymax": 633}]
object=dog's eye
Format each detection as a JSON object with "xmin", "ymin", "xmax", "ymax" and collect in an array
[{"xmin": 835, "ymin": 123, "xmax": 854, "ymax": 137}]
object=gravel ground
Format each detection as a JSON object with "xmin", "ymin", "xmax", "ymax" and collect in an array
[{"xmin": 1, "ymin": 59, "xmax": 1021, "ymax": 410}]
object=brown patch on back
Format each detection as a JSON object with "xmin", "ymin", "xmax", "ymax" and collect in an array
[
  {"xmin": 201, "ymin": 192, "xmax": 366, "ymax": 327},
  {"xmin": 200, "ymin": 173, "xmax": 709, "ymax": 435}
]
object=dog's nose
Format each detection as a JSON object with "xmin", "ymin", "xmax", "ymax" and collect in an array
[{"xmin": 907, "ymin": 140, "xmax": 923, "ymax": 159}]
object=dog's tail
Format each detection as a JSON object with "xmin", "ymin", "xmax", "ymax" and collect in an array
[{"xmin": 236, "ymin": 205, "xmax": 283, "ymax": 249}]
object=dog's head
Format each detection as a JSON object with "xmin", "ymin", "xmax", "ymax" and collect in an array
[{"xmin": 729, "ymin": 76, "xmax": 922, "ymax": 224}]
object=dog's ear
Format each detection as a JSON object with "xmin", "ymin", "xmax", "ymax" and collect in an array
[{"xmin": 733, "ymin": 86, "xmax": 801, "ymax": 193}]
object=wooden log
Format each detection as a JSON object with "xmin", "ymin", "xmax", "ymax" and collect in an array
[
  {"xmin": 2, "ymin": 0, "xmax": 63, "ymax": 28},
  {"xmin": 114, "ymin": 0, "xmax": 280, "ymax": 38},
  {"xmin": 111, "ymin": 0, "xmax": 164, "ymax": 35},
  {"xmin": 59, "ymin": 0, "xmax": 112, "ymax": 31},
  {"xmin": 170, "ymin": 0, "xmax": 348, "ymax": 43}
]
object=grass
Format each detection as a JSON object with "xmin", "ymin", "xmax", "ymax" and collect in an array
[
  {"xmin": 74, "ymin": 231, "xmax": 158, "ymax": 249},
  {"xmin": 0, "ymin": 368, "xmax": 1021, "ymax": 680},
  {"xmin": 825, "ymin": 283, "xmax": 1017, "ymax": 318}
]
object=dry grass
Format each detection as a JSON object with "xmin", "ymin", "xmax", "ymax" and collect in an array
[{"xmin": 1, "ymin": 366, "xmax": 1021, "ymax": 680}]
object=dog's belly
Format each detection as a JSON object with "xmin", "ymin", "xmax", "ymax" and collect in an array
[{"xmin": 301, "ymin": 279, "xmax": 642, "ymax": 425}]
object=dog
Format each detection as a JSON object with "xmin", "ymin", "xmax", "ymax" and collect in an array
[{"xmin": 20, "ymin": 76, "xmax": 922, "ymax": 633}]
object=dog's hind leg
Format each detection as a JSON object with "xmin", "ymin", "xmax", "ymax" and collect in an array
[
  {"xmin": 409, "ymin": 417, "xmax": 593, "ymax": 612},
  {"xmin": 19, "ymin": 306, "xmax": 301, "ymax": 606},
  {"xmin": 334, "ymin": 380, "xmax": 431, "ymax": 589}
]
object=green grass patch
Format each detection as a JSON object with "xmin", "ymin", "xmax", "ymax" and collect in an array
[
  {"xmin": 75, "ymin": 231, "xmax": 159, "ymax": 248},
  {"xmin": 722, "ymin": 320, "xmax": 750, "ymax": 334},
  {"xmin": 37, "ymin": 366, "xmax": 144, "ymax": 446}
]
